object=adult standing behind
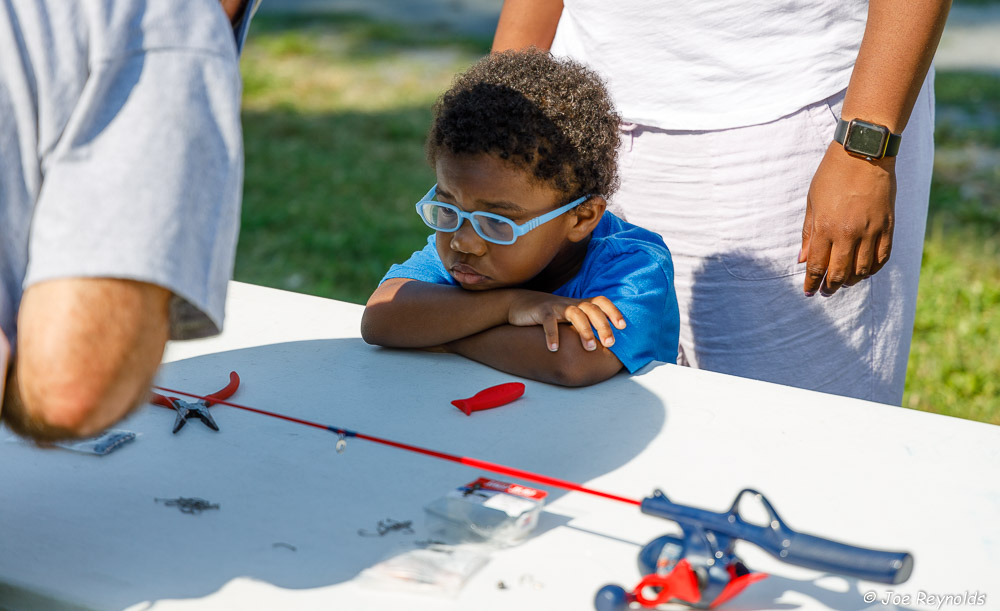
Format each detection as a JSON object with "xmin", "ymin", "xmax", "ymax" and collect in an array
[
  {"xmin": 493, "ymin": 0, "xmax": 950, "ymax": 405},
  {"xmin": 0, "ymin": 0, "xmax": 260, "ymax": 440}
]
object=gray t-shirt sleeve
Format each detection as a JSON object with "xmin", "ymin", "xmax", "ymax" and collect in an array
[{"xmin": 24, "ymin": 3, "xmax": 243, "ymax": 340}]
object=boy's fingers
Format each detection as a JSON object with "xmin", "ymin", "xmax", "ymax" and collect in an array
[
  {"xmin": 591, "ymin": 296, "xmax": 626, "ymax": 329},
  {"xmin": 542, "ymin": 316, "xmax": 559, "ymax": 352},
  {"xmin": 565, "ymin": 307, "xmax": 598, "ymax": 351},
  {"xmin": 578, "ymin": 302, "xmax": 615, "ymax": 348}
]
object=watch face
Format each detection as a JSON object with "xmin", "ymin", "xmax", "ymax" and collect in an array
[{"xmin": 843, "ymin": 120, "xmax": 889, "ymax": 158}]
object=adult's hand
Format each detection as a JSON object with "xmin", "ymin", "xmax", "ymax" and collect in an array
[
  {"xmin": 800, "ymin": 0, "xmax": 950, "ymax": 297},
  {"xmin": 2, "ymin": 278, "xmax": 170, "ymax": 441},
  {"xmin": 0, "ymin": 329, "xmax": 9, "ymax": 414},
  {"xmin": 799, "ymin": 143, "xmax": 897, "ymax": 296}
]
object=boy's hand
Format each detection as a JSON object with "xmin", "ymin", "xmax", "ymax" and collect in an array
[{"xmin": 507, "ymin": 293, "xmax": 626, "ymax": 353}]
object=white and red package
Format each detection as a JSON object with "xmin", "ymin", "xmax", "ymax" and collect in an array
[{"xmin": 424, "ymin": 477, "xmax": 548, "ymax": 547}]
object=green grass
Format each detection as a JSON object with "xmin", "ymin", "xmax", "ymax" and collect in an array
[
  {"xmin": 907, "ymin": 72, "xmax": 1000, "ymax": 423},
  {"xmin": 237, "ymin": 15, "xmax": 1000, "ymax": 424},
  {"xmin": 237, "ymin": 14, "xmax": 487, "ymax": 302}
]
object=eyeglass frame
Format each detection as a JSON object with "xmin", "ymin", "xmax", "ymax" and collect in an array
[{"xmin": 414, "ymin": 184, "xmax": 592, "ymax": 246}]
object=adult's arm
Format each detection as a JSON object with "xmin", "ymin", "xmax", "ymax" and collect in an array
[
  {"xmin": 0, "ymin": 329, "xmax": 9, "ymax": 412},
  {"xmin": 492, "ymin": 0, "xmax": 563, "ymax": 51},
  {"xmin": 800, "ymin": 0, "xmax": 952, "ymax": 296},
  {"xmin": 2, "ymin": 278, "xmax": 170, "ymax": 441}
]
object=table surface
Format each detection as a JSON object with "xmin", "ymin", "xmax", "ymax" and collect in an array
[{"xmin": 0, "ymin": 282, "xmax": 996, "ymax": 611}]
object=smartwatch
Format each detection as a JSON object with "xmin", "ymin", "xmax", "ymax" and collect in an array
[{"xmin": 834, "ymin": 118, "xmax": 901, "ymax": 160}]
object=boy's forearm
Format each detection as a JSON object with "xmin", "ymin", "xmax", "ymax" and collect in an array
[
  {"xmin": 362, "ymin": 278, "xmax": 518, "ymax": 347},
  {"xmin": 447, "ymin": 324, "xmax": 623, "ymax": 387}
]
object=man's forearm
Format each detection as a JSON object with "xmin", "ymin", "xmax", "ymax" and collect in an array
[
  {"xmin": 448, "ymin": 324, "xmax": 623, "ymax": 387},
  {"xmin": 2, "ymin": 278, "xmax": 171, "ymax": 441},
  {"xmin": 842, "ymin": 0, "xmax": 951, "ymax": 132},
  {"xmin": 492, "ymin": 0, "xmax": 563, "ymax": 52}
]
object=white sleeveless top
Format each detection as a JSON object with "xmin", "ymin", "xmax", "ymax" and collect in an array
[{"xmin": 550, "ymin": 0, "xmax": 868, "ymax": 130}]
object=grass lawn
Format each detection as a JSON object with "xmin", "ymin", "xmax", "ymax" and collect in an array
[
  {"xmin": 237, "ymin": 14, "xmax": 999, "ymax": 424},
  {"xmin": 909, "ymin": 71, "xmax": 1000, "ymax": 423}
]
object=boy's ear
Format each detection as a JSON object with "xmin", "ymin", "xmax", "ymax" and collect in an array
[{"xmin": 567, "ymin": 196, "xmax": 607, "ymax": 243}]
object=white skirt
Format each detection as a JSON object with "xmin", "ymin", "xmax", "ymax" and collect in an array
[{"xmin": 611, "ymin": 71, "xmax": 935, "ymax": 405}]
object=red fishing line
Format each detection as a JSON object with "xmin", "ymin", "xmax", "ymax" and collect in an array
[{"xmin": 152, "ymin": 384, "xmax": 641, "ymax": 506}]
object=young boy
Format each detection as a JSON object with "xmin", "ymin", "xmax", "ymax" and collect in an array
[{"xmin": 361, "ymin": 50, "xmax": 679, "ymax": 387}]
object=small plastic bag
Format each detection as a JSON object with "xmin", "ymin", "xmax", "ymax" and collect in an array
[
  {"xmin": 358, "ymin": 541, "xmax": 490, "ymax": 596},
  {"xmin": 424, "ymin": 477, "xmax": 547, "ymax": 547}
]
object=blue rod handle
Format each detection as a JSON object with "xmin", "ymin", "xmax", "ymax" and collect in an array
[
  {"xmin": 777, "ymin": 529, "xmax": 912, "ymax": 584},
  {"xmin": 640, "ymin": 489, "xmax": 912, "ymax": 585}
]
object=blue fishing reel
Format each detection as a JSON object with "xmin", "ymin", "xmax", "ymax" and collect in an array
[{"xmin": 595, "ymin": 489, "xmax": 913, "ymax": 610}]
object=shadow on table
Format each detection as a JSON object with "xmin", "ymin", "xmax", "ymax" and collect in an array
[
  {"xmin": 733, "ymin": 573, "xmax": 922, "ymax": 611},
  {"xmin": 104, "ymin": 338, "xmax": 668, "ymax": 607}
]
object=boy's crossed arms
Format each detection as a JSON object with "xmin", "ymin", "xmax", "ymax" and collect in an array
[{"xmin": 363, "ymin": 278, "xmax": 627, "ymax": 387}]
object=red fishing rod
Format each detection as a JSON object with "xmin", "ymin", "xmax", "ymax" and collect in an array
[{"xmin": 152, "ymin": 376, "xmax": 641, "ymax": 507}]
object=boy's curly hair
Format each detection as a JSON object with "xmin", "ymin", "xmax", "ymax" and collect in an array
[{"xmin": 427, "ymin": 49, "xmax": 621, "ymax": 200}]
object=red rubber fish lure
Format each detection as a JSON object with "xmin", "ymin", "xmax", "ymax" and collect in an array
[{"xmin": 452, "ymin": 382, "xmax": 525, "ymax": 416}]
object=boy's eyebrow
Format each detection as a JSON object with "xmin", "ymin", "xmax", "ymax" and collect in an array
[
  {"xmin": 436, "ymin": 187, "xmax": 527, "ymax": 214},
  {"xmin": 479, "ymin": 199, "xmax": 527, "ymax": 213}
]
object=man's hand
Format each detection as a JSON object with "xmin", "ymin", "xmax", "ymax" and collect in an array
[
  {"xmin": 800, "ymin": 143, "xmax": 897, "ymax": 296},
  {"xmin": 507, "ymin": 293, "xmax": 626, "ymax": 353}
]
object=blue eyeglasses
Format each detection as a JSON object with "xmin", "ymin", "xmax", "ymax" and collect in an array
[{"xmin": 415, "ymin": 185, "xmax": 591, "ymax": 245}]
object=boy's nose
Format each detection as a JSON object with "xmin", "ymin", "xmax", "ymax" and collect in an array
[{"xmin": 449, "ymin": 220, "xmax": 487, "ymax": 256}]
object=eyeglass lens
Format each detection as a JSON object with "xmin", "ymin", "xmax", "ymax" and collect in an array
[{"xmin": 419, "ymin": 203, "xmax": 515, "ymax": 243}]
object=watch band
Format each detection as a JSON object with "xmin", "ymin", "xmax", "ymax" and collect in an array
[{"xmin": 834, "ymin": 118, "xmax": 902, "ymax": 158}]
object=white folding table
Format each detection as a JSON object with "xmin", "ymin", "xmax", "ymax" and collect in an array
[{"xmin": 0, "ymin": 282, "xmax": 996, "ymax": 610}]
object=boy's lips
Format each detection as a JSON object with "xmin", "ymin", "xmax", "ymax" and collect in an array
[{"xmin": 450, "ymin": 263, "xmax": 490, "ymax": 285}]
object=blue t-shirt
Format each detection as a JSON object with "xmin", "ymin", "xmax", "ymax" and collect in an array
[{"xmin": 381, "ymin": 213, "xmax": 680, "ymax": 373}]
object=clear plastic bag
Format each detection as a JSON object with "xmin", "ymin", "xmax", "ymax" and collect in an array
[
  {"xmin": 424, "ymin": 477, "xmax": 547, "ymax": 547},
  {"xmin": 358, "ymin": 541, "xmax": 491, "ymax": 596}
]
